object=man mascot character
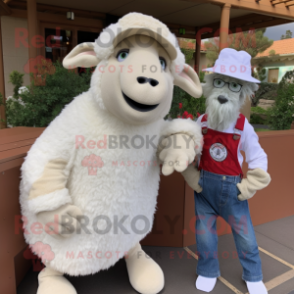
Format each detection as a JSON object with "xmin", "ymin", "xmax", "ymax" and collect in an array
[{"xmin": 182, "ymin": 48, "xmax": 271, "ymax": 294}]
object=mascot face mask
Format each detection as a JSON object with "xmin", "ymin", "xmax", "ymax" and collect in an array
[
  {"xmin": 63, "ymin": 13, "xmax": 202, "ymax": 126},
  {"xmin": 100, "ymin": 35, "xmax": 174, "ymax": 125}
]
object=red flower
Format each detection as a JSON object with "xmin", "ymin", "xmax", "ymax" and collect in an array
[
  {"xmin": 197, "ymin": 112, "xmax": 201, "ymax": 118},
  {"xmin": 182, "ymin": 111, "xmax": 188, "ymax": 118},
  {"xmin": 179, "ymin": 103, "xmax": 183, "ymax": 109},
  {"xmin": 187, "ymin": 114, "xmax": 194, "ymax": 119}
]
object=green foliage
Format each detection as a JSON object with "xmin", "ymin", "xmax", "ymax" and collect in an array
[
  {"xmin": 252, "ymin": 82, "xmax": 278, "ymax": 106},
  {"xmin": 199, "ymin": 71, "xmax": 206, "ymax": 83},
  {"xmin": 6, "ymin": 62, "xmax": 92, "ymax": 127},
  {"xmin": 254, "ymin": 128, "xmax": 270, "ymax": 132},
  {"xmin": 0, "ymin": 92, "xmax": 6, "ymax": 126},
  {"xmin": 279, "ymin": 69, "xmax": 294, "ymax": 89},
  {"xmin": 281, "ymin": 30, "xmax": 293, "ymax": 40},
  {"xmin": 180, "ymin": 48, "xmax": 194, "ymax": 65},
  {"xmin": 250, "ymin": 113, "xmax": 266, "ymax": 125},
  {"xmin": 204, "ymin": 28, "xmax": 273, "ymax": 64},
  {"xmin": 268, "ymin": 82, "xmax": 294, "ymax": 130},
  {"xmin": 251, "ymin": 106, "xmax": 267, "ymax": 114},
  {"xmin": 9, "ymin": 71, "xmax": 24, "ymax": 98},
  {"xmin": 269, "ymin": 50, "xmax": 276, "ymax": 56},
  {"xmin": 253, "ymin": 67, "xmax": 266, "ymax": 82},
  {"xmin": 168, "ymin": 43, "xmax": 206, "ymax": 119},
  {"xmin": 169, "ymin": 86, "xmax": 206, "ymax": 119},
  {"xmin": 250, "ymin": 107, "xmax": 273, "ymax": 125},
  {"xmin": 203, "ymin": 41, "xmax": 219, "ymax": 65}
]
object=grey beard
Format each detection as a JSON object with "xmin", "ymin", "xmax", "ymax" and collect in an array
[{"xmin": 206, "ymin": 104, "xmax": 239, "ymax": 131}]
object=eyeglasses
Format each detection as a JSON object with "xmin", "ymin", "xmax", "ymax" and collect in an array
[{"xmin": 213, "ymin": 78, "xmax": 243, "ymax": 93}]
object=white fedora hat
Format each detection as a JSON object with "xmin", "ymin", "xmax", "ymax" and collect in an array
[{"xmin": 203, "ymin": 48, "xmax": 260, "ymax": 83}]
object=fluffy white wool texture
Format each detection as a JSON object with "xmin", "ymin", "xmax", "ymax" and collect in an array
[
  {"xmin": 203, "ymin": 73, "xmax": 258, "ymax": 131},
  {"xmin": 20, "ymin": 93, "xmax": 160, "ymax": 275},
  {"xmin": 20, "ymin": 93, "xmax": 202, "ymax": 276}
]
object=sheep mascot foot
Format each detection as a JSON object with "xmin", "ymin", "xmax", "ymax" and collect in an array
[
  {"xmin": 37, "ymin": 267, "xmax": 76, "ymax": 294},
  {"xmin": 125, "ymin": 243, "xmax": 164, "ymax": 294}
]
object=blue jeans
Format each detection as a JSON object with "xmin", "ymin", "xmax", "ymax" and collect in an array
[{"xmin": 194, "ymin": 170, "xmax": 263, "ymax": 282}]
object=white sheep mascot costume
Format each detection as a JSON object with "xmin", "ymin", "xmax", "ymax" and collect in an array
[
  {"xmin": 20, "ymin": 13, "xmax": 203, "ymax": 294},
  {"xmin": 182, "ymin": 48, "xmax": 271, "ymax": 294}
]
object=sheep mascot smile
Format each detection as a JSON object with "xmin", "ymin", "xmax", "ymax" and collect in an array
[
  {"xmin": 20, "ymin": 13, "xmax": 203, "ymax": 294},
  {"xmin": 182, "ymin": 48, "xmax": 271, "ymax": 294}
]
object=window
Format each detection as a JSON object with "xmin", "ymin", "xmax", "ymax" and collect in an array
[
  {"xmin": 268, "ymin": 68, "xmax": 279, "ymax": 83},
  {"xmin": 45, "ymin": 28, "xmax": 73, "ymax": 64}
]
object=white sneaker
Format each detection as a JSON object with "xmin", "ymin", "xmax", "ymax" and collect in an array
[
  {"xmin": 195, "ymin": 275, "xmax": 217, "ymax": 292},
  {"xmin": 246, "ymin": 281, "xmax": 268, "ymax": 294}
]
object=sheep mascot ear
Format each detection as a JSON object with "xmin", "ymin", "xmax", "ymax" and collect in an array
[
  {"xmin": 63, "ymin": 42, "xmax": 99, "ymax": 69},
  {"xmin": 174, "ymin": 64, "xmax": 203, "ymax": 98}
]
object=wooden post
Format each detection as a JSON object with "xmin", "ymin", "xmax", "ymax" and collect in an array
[
  {"xmin": 195, "ymin": 27, "xmax": 201, "ymax": 74},
  {"xmin": 219, "ymin": 3, "xmax": 231, "ymax": 51},
  {"xmin": 27, "ymin": 0, "xmax": 38, "ymax": 77},
  {"xmin": 218, "ymin": 3, "xmax": 251, "ymax": 121},
  {"xmin": 0, "ymin": 17, "xmax": 7, "ymax": 129}
]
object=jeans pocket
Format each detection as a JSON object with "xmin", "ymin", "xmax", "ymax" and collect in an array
[
  {"xmin": 236, "ymin": 184, "xmax": 242, "ymax": 202},
  {"xmin": 198, "ymin": 176, "xmax": 203, "ymax": 189}
]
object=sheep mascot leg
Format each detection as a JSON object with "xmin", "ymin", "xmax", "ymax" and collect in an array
[
  {"xmin": 181, "ymin": 48, "xmax": 271, "ymax": 294},
  {"xmin": 20, "ymin": 13, "xmax": 203, "ymax": 294}
]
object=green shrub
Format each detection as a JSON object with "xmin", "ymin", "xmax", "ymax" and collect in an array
[
  {"xmin": 279, "ymin": 69, "xmax": 294, "ymax": 89},
  {"xmin": 169, "ymin": 86, "xmax": 206, "ymax": 119},
  {"xmin": 252, "ymin": 82, "xmax": 278, "ymax": 106},
  {"xmin": 250, "ymin": 113, "xmax": 266, "ymax": 125},
  {"xmin": 0, "ymin": 93, "xmax": 5, "ymax": 127},
  {"xmin": 6, "ymin": 62, "xmax": 92, "ymax": 127},
  {"xmin": 199, "ymin": 71, "xmax": 206, "ymax": 83},
  {"xmin": 251, "ymin": 106, "xmax": 267, "ymax": 115},
  {"xmin": 268, "ymin": 83, "xmax": 294, "ymax": 130},
  {"xmin": 254, "ymin": 128, "xmax": 270, "ymax": 132},
  {"xmin": 253, "ymin": 67, "xmax": 266, "ymax": 82},
  {"xmin": 9, "ymin": 71, "xmax": 24, "ymax": 98}
]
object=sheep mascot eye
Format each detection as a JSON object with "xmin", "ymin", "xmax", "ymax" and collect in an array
[
  {"xmin": 117, "ymin": 49, "xmax": 129, "ymax": 61},
  {"xmin": 159, "ymin": 57, "xmax": 166, "ymax": 70}
]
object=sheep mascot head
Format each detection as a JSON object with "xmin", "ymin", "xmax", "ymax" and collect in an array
[
  {"xmin": 63, "ymin": 13, "xmax": 202, "ymax": 125},
  {"xmin": 202, "ymin": 48, "xmax": 259, "ymax": 131},
  {"xmin": 20, "ymin": 12, "xmax": 204, "ymax": 294}
]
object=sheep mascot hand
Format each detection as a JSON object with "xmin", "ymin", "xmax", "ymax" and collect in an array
[
  {"xmin": 182, "ymin": 48, "xmax": 271, "ymax": 294},
  {"xmin": 20, "ymin": 13, "xmax": 203, "ymax": 294}
]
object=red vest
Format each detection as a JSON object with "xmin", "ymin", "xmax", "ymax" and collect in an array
[{"xmin": 198, "ymin": 114, "xmax": 245, "ymax": 177}]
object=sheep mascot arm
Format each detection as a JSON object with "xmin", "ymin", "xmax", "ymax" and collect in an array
[{"xmin": 20, "ymin": 13, "xmax": 203, "ymax": 294}]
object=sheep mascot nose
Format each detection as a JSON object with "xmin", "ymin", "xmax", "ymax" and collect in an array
[{"xmin": 137, "ymin": 76, "xmax": 159, "ymax": 87}]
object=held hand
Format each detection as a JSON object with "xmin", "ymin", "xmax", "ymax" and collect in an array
[
  {"xmin": 159, "ymin": 134, "xmax": 196, "ymax": 176},
  {"xmin": 36, "ymin": 204, "xmax": 83, "ymax": 239},
  {"xmin": 237, "ymin": 168, "xmax": 271, "ymax": 201}
]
